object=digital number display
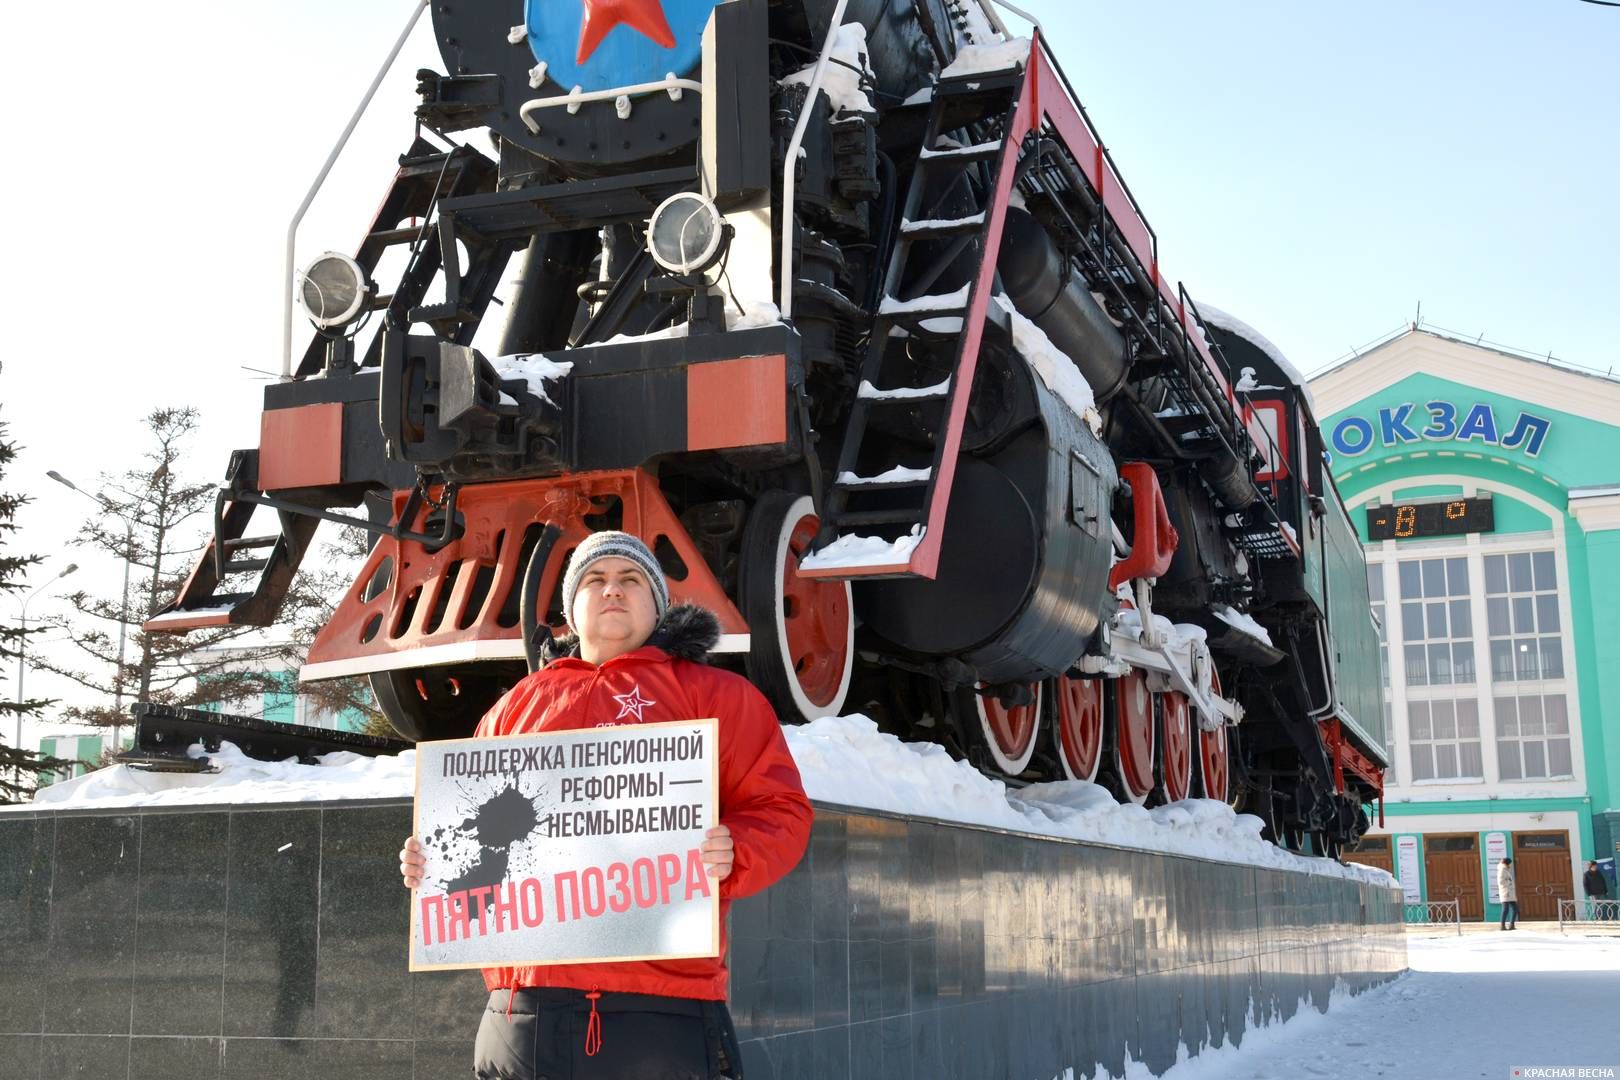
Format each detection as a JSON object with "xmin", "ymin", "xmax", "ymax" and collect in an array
[{"xmin": 1366, "ymin": 497, "xmax": 1494, "ymax": 541}]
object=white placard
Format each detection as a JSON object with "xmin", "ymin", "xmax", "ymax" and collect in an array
[
  {"xmin": 1485, "ymin": 831, "xmax": 1508, "ymax": 903},
  {"xmin": 409, "ymin": 718, "xmax": 719, "ymax": 971},
  {"xmin": 1396, "ymin": 835, "xmax": 1422, "ymax": 902}
]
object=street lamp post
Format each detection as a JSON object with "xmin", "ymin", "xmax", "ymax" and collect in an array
[
  {"xmin": 48, "ymin": 470, "xmax": 136, "ymax": 748},
  {"xmin": 14, "ymin": 563, "xmax": 78, "ymax": 787}
]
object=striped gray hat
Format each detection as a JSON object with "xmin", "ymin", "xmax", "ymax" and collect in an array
[{"xmin": 561, "ymin": 530, "xmax": 670, "ymax": 630}]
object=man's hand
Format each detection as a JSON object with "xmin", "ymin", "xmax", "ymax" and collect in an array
[
  {"xmin": 400, "ymin": 836, "xmax": 426, "ymax": 889},
  {"xmin": 700, "ymin": 825, "xmax": 734, "ymax": 880}
]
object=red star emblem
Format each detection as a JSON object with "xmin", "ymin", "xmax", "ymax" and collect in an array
[
  {"xmin": 611, "ymin": 686, "xmax": 658, "ymax": 722},
  {"xmin": 575, "ymin": 0, "xmax": 676, "ymax": 64}
]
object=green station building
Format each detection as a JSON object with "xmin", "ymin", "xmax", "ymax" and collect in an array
[{"xmin": 1312, "ymin": 328, "xmax": 1620, "ymax": 921}]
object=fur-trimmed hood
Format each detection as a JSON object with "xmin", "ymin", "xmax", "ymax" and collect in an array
[{"xmin": 539, "ymin": 602, "xmax": 721, "ymax": 666}]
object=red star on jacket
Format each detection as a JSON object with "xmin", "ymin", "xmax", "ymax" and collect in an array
[
  {"xmin": 575, "ymin": 0, "xmax": 677, "ymax": 64},
  {"xmin": 611, "ymin": 685, "xmax": 658, "ymax": 722}
]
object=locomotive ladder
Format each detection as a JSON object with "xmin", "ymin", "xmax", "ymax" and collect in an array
[{"xmin": 800, "ymin": 56, "xmax": 1033, "ymax": 581}]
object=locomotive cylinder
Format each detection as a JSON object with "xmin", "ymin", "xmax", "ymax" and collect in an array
[{"xmin": 996, "ymin": 208, "xmax": 1130, "ymax": 402}]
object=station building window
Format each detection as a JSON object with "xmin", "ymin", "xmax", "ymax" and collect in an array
[
  {"xmin": 1407, "ymin": 698, "xmax": 1483, "ymax": 781},
  {"xmin": 1398, "ymin": 556, "xmax": 1474, "ymax": 687},
  {"xmin": 1484, "ymin": 552, "xmax": 1563, "ymax": 683},
  {"xmin": 1494, "ymin": 693, "xmax": 1573, "ymax": 780}
]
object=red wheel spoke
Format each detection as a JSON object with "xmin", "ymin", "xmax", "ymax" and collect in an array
[
  {"xmin": 1198, "ymin": 667, "xmax": 1230, "ymax": 802},
  {"xmin": 1160, "ymin": 692, "xmax": 1192, "ymax": 802},
  {"xmin": 977, "ymin": 682, "xmax": 1041, "ymax": 775},
  {"xmin": 1056, "ymin": 676, "xmax": 1102, "ymax": 781},
  {"xmin": 1115, "ymin": 670, "xmax": 1155, "ymax": 800}
]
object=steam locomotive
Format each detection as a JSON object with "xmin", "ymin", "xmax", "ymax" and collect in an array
[{"xmin": 152, "ymin": 0, "xmax": 1387, "ymax": 853}]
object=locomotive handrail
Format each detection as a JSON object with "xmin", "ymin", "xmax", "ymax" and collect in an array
[
  {"xmin": 282, "ymin": 0, "xmax": 431, "ymax": 379},
  {"xmin": 980, "ymin": 0, "xmax": 1042, "ymax": 36},
  {"xmin": 780, "ymin": 0, "xmax": 852, "ymax": 321},
  {"xmin": 519, "ymin": 75, "xmax": 704, "ymax": 134}
]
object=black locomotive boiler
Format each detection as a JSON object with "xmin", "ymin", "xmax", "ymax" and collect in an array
[{"xmin": 151, "ymin": 0, "xmax": 1387, "ymax": 853}]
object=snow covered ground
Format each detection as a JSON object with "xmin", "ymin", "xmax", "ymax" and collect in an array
[
  {"xmin": 1077, "ymin": 931, "xmax": 1620, "ymax": 1080},
  {"xmin": 15, "ymin": 714, "xmax": 1391, "ymax": 886}
]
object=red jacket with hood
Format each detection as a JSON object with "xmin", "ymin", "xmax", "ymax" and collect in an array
[{"xmin": 472, "ymin": 604, "xmax": 813, "ymax": 1001}]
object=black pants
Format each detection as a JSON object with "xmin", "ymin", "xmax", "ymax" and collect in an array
[
  {"xmin": 474, "ymin": 988, "xmax": 743, "ymax": 1080},
  {"xmin": 1501, "ymin": 900, "xmax": 1518, "ymax": 928}
]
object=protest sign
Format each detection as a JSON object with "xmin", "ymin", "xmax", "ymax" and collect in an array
[{"xmin": 409, "ymin": 717, "xmax": 719, "ymax": 971}]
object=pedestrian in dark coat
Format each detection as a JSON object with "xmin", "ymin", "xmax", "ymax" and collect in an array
[
  {"xmin": 1584, "ymin": 860, "xmax": 1611, "ymax": 920},
  {"xmin": 400, "ymin": 531, "xmax": 813, "ymax": 1079}
]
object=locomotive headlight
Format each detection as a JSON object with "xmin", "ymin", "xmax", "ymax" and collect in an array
[
  {"xmin": 298, "ymin": 251, "xmax": 373, "ymax": 330},
  {"xmin": 646, "ymin": 192, "xmax": 729, "ymax": 275}
]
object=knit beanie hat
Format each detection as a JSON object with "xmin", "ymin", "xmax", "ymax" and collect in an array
[{"xmin": 561, "ymin": 531, "xmax": 671, "ymax": 630}]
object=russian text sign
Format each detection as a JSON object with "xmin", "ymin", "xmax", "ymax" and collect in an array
[
  {"xmin": 409, "ymin": 718, "xmax": 719, "ymax": 971},
  {"xmin": 1396, "ymin": 835, "xmax": 1422, "ymax": 903},
  {"xmin": 1327, "ymin": 400, "xmax": 1551, "ymax": 461},
  {"xmin": 1485, "ymin": 831, "xmax": 1508, "ymax": 904}
]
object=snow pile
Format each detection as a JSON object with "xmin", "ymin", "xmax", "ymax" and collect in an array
[
  {"xmin": 1113, "ymin": 607, "xmax": 1208, "ymax": 651},
  {"xmin": 994, "ymin": 295, "xmax": 1101, "ymax": 430},
  {"xmin": 798, "ymin": 525, "xmax": 925, "ymax": 570},
  {"xmin": 951, "ymin": 0, "xmax": 1005, "ymax": 50},
  {"xmin": 880, "ymin": 284, "xmax": 969, "ymax": 315},
  {"xmin": 836, "ymin": 465, "xmax": 932, "ymax": 485},
  {"xmin": 1213, "ymin": 605, "xmax": 1273, "ymax": 647},
  {"xmin": 490, "ymin": 353, "xmax": 573, "ymax": 405},
  {"xmin": 29, "ymin": 741, "xmax": 415, "ymax": 809},
  {"xmin": 601, "ymin": 298, "xmax": 782, "ymax": 345},
  {"xmin": 17, "ymin": 717, "xmax": 1391, "ymax": 886},
  {"xmin": 858, "ymin": 377, "xmax": 950, "ymax": 400},
  {"xmin": 1197, "ymin": 303, "xmax": 1317, "ymax": 411},
  {"xmin": 785, "ymin": 715, "xmax": 1393, "ymax": 884},
  {"xmin": 940, "ymin": 37, "xmax": 1030, "ymax": 80},
  {"xmin": 1233, "ymin": 366, "xmax": 1281, "ymax": 394},
  {"xmin": 778, "ymin": 23, "xmax": 875, "ymax": 116}
]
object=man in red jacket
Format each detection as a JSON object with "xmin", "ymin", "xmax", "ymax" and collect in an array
[{"xmin": 400, "ymin": 530, "xmax": 812, "ymax": 1079}]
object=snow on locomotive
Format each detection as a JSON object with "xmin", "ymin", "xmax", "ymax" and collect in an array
[{"xmin": 151, "ymin": 0, "xmax": 1387, "ymax": 853}]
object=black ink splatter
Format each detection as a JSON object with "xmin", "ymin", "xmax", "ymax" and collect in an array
[{"xmin": 444, "ymin": 783, "xmax": 541, "ymax": 895}]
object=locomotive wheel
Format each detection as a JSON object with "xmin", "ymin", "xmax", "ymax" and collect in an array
[
  {"xmin": 1102, "ymin": 668, "xmax": 1156, "ymax": 804},
  {"xmin": 1157, "ymin": 691, "xmax": 1194, "ymax": 803},
  {"xmin": 1195, "ymin": 669, "xmax": 1231, "ymax": 803},
  {"xmin": 1053, "ymin": 675, "xmax": 1103, "ymax": 782},
  {"xmin": 971, "ymin": 682, "xmax": 1043, "ymax": 776},
  {"xmin": 369, "ymin": 663, "xmax": 523, "ymax": 742},
  {"xmin": 740, "ymin": 493, "xmax": 853, "ymax": 723}
]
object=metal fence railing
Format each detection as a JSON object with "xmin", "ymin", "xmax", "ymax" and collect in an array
[
  {"xmin": 1558, "ymin": 899, "xmax": 1620, "ymax": 932},
  {"xmin": 1404, "ymin": 899, "xmax": 1462, "ymax": 935}
]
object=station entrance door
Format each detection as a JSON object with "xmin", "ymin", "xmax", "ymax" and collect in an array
[
  {"xmin": 1515, "ymin": 832, "xmax": 1574, "ymax": 920},
  {"xmin": 1424, "ymin": 834, "xmax": 1483, "ymax": 920}
]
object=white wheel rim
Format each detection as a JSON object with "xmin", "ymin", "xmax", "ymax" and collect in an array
[
  {"xmin": 773, "ymin": 495, "xmax": 854, "ymax": 719},
  {"xmin": 977, "ymin": 681, "xmax": 1042, "ymax": 775}
]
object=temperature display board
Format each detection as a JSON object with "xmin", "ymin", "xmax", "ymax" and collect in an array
[{"xmin": 1366, "ymin": 496, "xmax": 1494, "ymax": 541}]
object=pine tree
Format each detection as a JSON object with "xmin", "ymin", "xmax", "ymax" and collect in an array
[
  {"xmin": 40, "ymin": 407, "xmax": 380, "ymax": 735},
  {"xmin": 0, "ymin": 405, "xmax": 77, "ymax": 802}
]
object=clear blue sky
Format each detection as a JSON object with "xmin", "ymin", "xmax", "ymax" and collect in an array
[
  {"xmin": 4, "ymin": 0, "xmax": 1616, "ymax": 734},
  {"xmin": 1023, "ymin": 0, "xmax": 1619, "ymax": 375}
]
